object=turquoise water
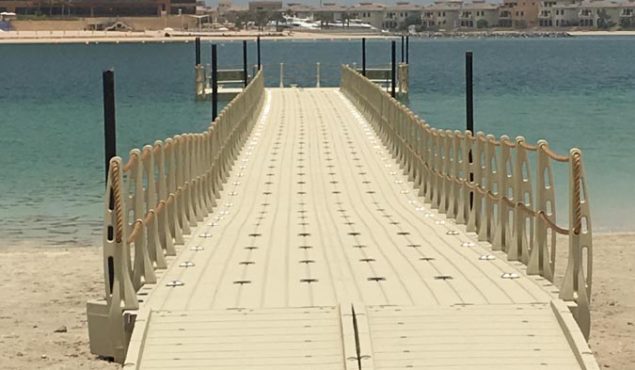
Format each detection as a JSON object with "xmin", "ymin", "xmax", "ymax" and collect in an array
[{"xmin": 0, "ymin": 38, "xmax": 633, "ymax": 247}]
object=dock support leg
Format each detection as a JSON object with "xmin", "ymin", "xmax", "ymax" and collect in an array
[
  {"xmin": 257, "ymin": 35, "xmax": 261, "ymax": 70},
  {"xmin": 466, "ymin": 51, "xmax": 473, "ymax": 133},
  {"xmin": 243, "ymin": 40, "xmax": 248, "ymax": 87},
  {"xmin": 212, "ymin": 44, "xmax": 218, "ymax": 121},
  {"xmin": 391, "ymin": 41, "xmax": 396, "ymax": 98},
  {"xmin": 103, "ymin": 69, "xmax": 116, "ymax": 182},
  {"xmin": 362, "ymin": 38, "xmax": 366, "ymax": 76}
]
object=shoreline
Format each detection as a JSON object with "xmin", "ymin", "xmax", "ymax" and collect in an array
[
  {"xmin": 3, "ymin": 29, "xmax": 635, "ymax": 44},
  {"xmin": 0, "ymin": 30, "xmax": 391, "ymax": 44}
]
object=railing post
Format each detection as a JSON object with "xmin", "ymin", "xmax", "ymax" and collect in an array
[
  {"xmin": 316, "ymin": 62, "xmax": 321, "ymax": 88},
  {"xmin": 406, "ymin": 35, "xmax": 409, "ymax": 64},
  {"xmin": 242, "ymin": 40, "xmax": 248, "ymax": 87},
  {"xmin": 257, "ymin": 35, "xmax": 261, "ymax": 70},
  {"xmin": 212, "ymin": 44, "xmax": 218, "ymax": 121},
  {"xmin": 103, "ymin": 69, "xmax": 116, "ymax": 181},
  {"xmin": 362, "ymin": 37, "xmax": 366, "ymax": 76},
  {"xmin": 279, "ymin": 62, "xmax": 284, "ymax": 88},
  {"xmin": 391, "ymin": 40, "xmax": 396, "ymax": 98}
]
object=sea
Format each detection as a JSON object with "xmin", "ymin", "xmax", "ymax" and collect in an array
[{"xmin": 1, "ymin": 37, "xmax": 634, "ymax": 247}]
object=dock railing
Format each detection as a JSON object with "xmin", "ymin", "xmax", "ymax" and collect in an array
[
  {"xmin": 340, "ymin": 65, "xmax": 593, "ymax": 339},
  {"xmin": 87, "ymin": 69, "xmax": 265, "ymax": 363}
]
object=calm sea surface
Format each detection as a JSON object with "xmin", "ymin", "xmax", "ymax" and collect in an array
[{"xmin": 1, "ymin": 37, "xmax": 634, "ymax": 247}]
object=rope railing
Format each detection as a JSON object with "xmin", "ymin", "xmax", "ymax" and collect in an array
[
  {"xmin": 340, "ymin": 65, "xmax": 593, "ymax": 340},
  {"xmin": 98, "ymin": 69, "xmax": 265, "ymax": 362}
]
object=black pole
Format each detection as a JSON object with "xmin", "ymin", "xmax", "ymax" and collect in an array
[
  {"xmin": 401, "ymin": 35, "xmax": 405, "ymax": 63},
  {"xmin": 257, "ymin": 36, "xmax": 261, "ymax": 70},
  {"xmin": 195, "ymin": 37, "xmax": 201, "ymax": 65},
  {"xmin": 391, "ymin": 40, "xmax": 396, "ymax": 98},
  {"xmin": 242, "ymin": 40, "xmax": 248, "ymax": 87},
  {"xmin": 103, "ymin": 70, "xmax": 116, "ymax": 181},
  {"xmin": 362, "ymin": 37, "xmax": 366, "ymax": 76},
  {"xmin": 406, "ymin": 36, "xmax": 409, "ymax": 64},
  {"xmin": 466, "ymin": 51, "xmax": 474, "ymax": 210},
  {"xmin": 466, "ymin": 51, "xmax": 474, "ymax": 133},
  {"xmin": 212, "ymin": 44, "xmax": 218, "ymax": 121}
]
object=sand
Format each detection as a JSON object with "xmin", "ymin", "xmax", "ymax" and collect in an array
[
  {"xmin": 0, "ymin": 233, "xmax": 632, "ymax": 369},
  {"xmin": 0, "ymin": 30, "xmax": 390, "ymax": 44}
]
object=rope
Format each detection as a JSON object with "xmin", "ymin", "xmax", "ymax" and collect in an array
[
  {"xmin": 144, "ymin": 209, "xmax": 155, "ymax": 225},
  {"xmin": 110, "ymin": 160, "xmax": 125, "ymax": 244},
  {"xmin": 538, "ymin": 211, "xmax": 569, "ymax": 235},
  {"xmin": 127, "ymin": 219, "xmax": 143, "ymax": 244},
  {"xmin": 501, "ymin": 138, "xmax": 516, "ymax": 148},
  {"xmin": 572, "ymin": 151, "xmax": 583, "ymax": 235},
  {"xmin": 123, "ymin": 151, "xmax": 139, "ymax": 173},
  {"xmin": 518, "ymin": 140, "xmax": 538, "ymax": 151},
  {"xmin": 540, "ymin": 143, "xmax": 570, "ymax": 162},
  {"xmin": 142, "ymin": 147, "xmax": 152, "ymax": 161}
]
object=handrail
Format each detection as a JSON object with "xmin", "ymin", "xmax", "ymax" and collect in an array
[
  {"xmin": 340, "ymin": 65, "xmax": 593, "ymax": 340},
  {"xmin": 98, "ymin": 69, "xmax": 266, "ymax": 362}
]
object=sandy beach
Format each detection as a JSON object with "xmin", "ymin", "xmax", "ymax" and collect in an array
[
  {"xmin": 0, "ymin": 233, "xmax": 632, "ymax": 369},
  {"xmin": 0, "ymin": 30, "xmax": 390, "ymax": 44},
  {"xmin": 2, "ymin": 29, "xmax": 635, "ymax": 45}
]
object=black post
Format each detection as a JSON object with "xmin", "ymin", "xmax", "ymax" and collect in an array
[
  {"xmin": 212, "ymin": 44, "xmax": 218, "ymax": 121},
  {"xmin": 362, "ymin": 37, "xmax": 366, "ymax": 76},
  {"xmin": 406, "ymin": 36, "xmax": 409, "ymax": 64},
  {"xmin": 466, "ymin": 51, "xmax": 474, "ymax": 133},
  {"xmin": 401, "ymin": 35, "xmax": 405, "ymax": 63},
  {"xmin": 103, "ymin": 70, "xmax": 116, "ymax": 181},
  {"xmin": 242, "ymin": 40, "xmax": 248, "ymax": 87},
  {"xmin": 257, "ymin": 36, "xmax": 261, "ymax": 70},
  {"xmin": 391, "ymin": 40, "xmax": 396, "ymax": 98},
  {"xmin": 195, "ymin": 37, "xmax": 201, "ymax": 65},
  {"xmin": 466, "ymin": 51, "xmax": 474, "ymax": 209}
]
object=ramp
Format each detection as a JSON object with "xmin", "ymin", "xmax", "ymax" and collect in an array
[{"xmin": 126, "ymin": 307, "xmax": 350, "ymax": 369}]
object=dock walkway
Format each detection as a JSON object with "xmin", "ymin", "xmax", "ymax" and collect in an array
[{"xmin": 87, "ymin": 68, "xmax": 598, "ymax": 369}]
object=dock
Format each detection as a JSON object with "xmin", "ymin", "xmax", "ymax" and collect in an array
[{"xmin": 87, "ymin": 63, "xmax": 597, "ymax": 369}]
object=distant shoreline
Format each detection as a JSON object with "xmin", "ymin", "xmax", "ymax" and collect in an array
[
  {"xmin": 0, "ymin": 30, "xmax": 391, "ymax": 44},
  {"xmin": 2, "ymin": 29, "xmax": 635, "ymax": 45}
]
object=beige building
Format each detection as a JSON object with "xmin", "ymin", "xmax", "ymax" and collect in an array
[
  {"xmin": 539, "ymin": 0, "xmax": 622, "ymax": 28},
  {"xmin": 422, "ymin": 0, "xmax": 462, "ymax": 30},
  {"xmin": 499, "ymin": 0, "xmax": 540, "ymax": 28},
  {"xmin": 577, "ymin": 0, "xmax": 621, "ymax": 27},
  {"xmin": 248, "ymin": 0, "xmax": 282, "ymax": 12},
  {"xmin": 348, "ymin": 2, "xmax": 386, "ymax": 28},
  {"xmin": 383, "ymin": 1, "xmax": 422, "ymax": 29},
  {"xmin": 619, "ymin": 1, "xmax": 635, "ymax": 27},
  {"xmin": 314, "ymin": 3, "xmax": 350, "ymax": 24},
  {"xmin": 552, "ymin": 1, "xmax": 579, "ymax": 26},
  {"xmin": 459, "ymin": 0, "xmax": 498, "ymax": 28},
  {"xmin": 286, "ymin": 3, "xmax": 315, "ymax": 18}
]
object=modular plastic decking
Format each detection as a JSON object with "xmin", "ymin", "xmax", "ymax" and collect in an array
[{"xmin": 123, "ymin": 88, "xmax": 595, "ymax": 369}]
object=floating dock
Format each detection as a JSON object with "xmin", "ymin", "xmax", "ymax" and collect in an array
[{"xmin": 87, "ymin": 65, "xmax": 597, "ymax": 369}]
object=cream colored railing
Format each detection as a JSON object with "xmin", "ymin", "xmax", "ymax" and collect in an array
[
  {"xmin": 88, "ymin": 70, "xmax": 265, "ymax": 362},
  {"xmin": 340, "ymin": 65, "xmax": 593, "ymax": 340}
]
